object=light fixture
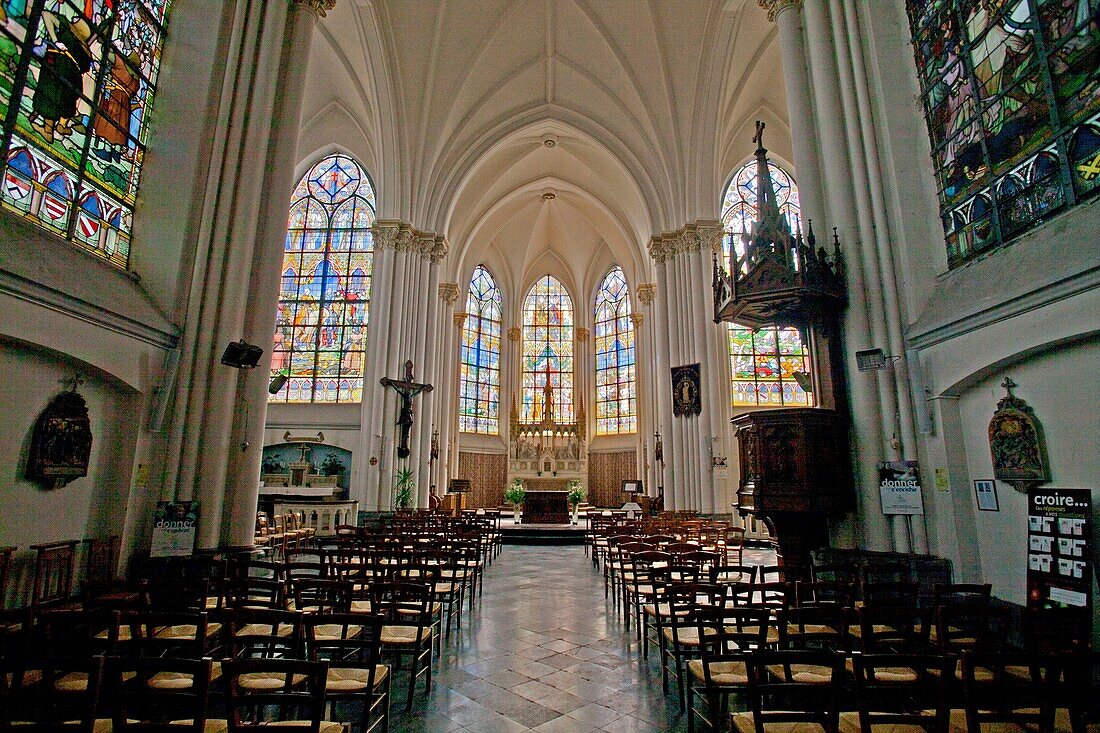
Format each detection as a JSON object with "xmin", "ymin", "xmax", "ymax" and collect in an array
[
  {"xmin": 221, "ymin": 340, "xmax": 264, "ymax": 369},
  {"xmin": 855, "ymin": 348, "xmax": 888, "ymax": 372},
  {"xmin": 268, "ymin": 371, "xmax": 289, "ymax": 394},
  {"xmin": 792, "ymin": 370, "xmax": 813, "ymax": 392}
]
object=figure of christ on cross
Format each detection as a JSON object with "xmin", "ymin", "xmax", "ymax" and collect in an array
[{"xmin": 380, "ymin": 360, "xmax": 434, "ymax": 459}]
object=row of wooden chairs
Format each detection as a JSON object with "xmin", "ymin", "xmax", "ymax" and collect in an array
[{"xmin": 254, "ymin": 511, "xmax": 316, "ymax": 558}]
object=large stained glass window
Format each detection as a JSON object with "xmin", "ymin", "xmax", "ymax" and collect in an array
[
  {"xmin": 459, "ymin": 265, "xmax": 502, "ymax": 434},
  {"xmin": 721, "ymin": 159, "xmax": 801, "ymax": 273},
  {"xmin": 522, "ymin": 275, "xmax": 574, "ymax": 422},
  {"xmin": 0, "ymin": 0, "xmax": 171, "ymax": 267},
  {"xmin": 594, "ymin": 266, "xmax": 636, "ymax": 434},
  {"xmin": 906, "ymin": 0, "xmax": 1100, "ymax": 267},
  {"xmin": 270, "ymin": 154, "xmax": 375, "ymax": 404},
  {"xmin": 728, "ymin": 326, "xmax": 811, "ymax": 407},
  {"xmin": 720, "ymin": 161, "xmax": 812, "ymax": 407}
]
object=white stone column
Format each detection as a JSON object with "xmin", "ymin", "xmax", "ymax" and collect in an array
[
  {"xmin": 163, "ymin": 0, "xmax": 333, "ymax": 550},
  {"xmin": 435, "ymin": 283, "xmax": 460, "ymax": 494},
  {"xmin": 635, "ymin": 284, "xmax": 658, "ymax": 496},
  {"xmin": 575, "ymin": 327, "xmax": 590, "ymax": 438},
  {"xmin": 762, "ymin": 0, "xmax": 826, "ymax": 227},
  {"xmin": 803, "ymin": 0, "xmax": 895, "ymax": 552}
]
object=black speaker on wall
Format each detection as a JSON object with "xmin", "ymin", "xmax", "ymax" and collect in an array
[{"xmin": 221, "ymin": 340, "xmax": 264, "ymax": 369}]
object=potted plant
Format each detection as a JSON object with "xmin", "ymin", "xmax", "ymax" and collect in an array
[
  {"xmin": 393, "ymin": 465, "xmax": 415, "ymax": 511},
  {"xmin": 567, "ymin": 481, "xmax": 586, "ymax": 525},
  {"xmin": 504, "ymin": 479, "xmax": 526, "ymax": 524}
]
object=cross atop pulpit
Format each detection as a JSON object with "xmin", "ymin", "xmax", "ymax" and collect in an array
[{"xmin": 380, "ymin": 360, "xmax": 434, "ymax": 459}]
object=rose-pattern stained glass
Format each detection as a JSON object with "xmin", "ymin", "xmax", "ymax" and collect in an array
[
  {"xmin": 460, "ymin": 265, "xmax": 502, "ymax": 434},
  {"xmin": 522, "ymin": 275, "xmax": 574, "ymax": 423},
  {"xmin": 594, "ymin": 266, "xmax": 636, "ymax": 435},
  {"xmin": 905, "ymin": 0, "xmax": 1100, "ymax": 267},
  {"xmin": 270, "ymin": 154, "xmax": 374, "ymax": 404},
  {"xmin": 0, "ymin": 0, "xmax": 170, "ymax": 267},
  {"xmin": 720, "ymin": 160, "xmax": 800, "ymax": 274}
]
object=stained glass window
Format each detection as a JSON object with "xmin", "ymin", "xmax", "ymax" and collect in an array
[
  {"xmin": 720, "ymin": 161, "xmax": 812, "ymax": 407},
  {"xmin": 727, "ymin": 326, "xmax": 811, "ymax": 407},
  {"xmin": 594, "ymin": 266, "xmax": 636, "ymax": 434},
  {"xmin": 905, "ymin": 0, "xmax": 1100, "ymax": 267},
  {"xmin": 522, "ymin": 275, "xmax": 574, "ymax": 422},
  {"xmin": 460, "ymin": 265, "xmax": 502, "ymax": 434},
  {"xmin": 0, "ymin": 0, "xmax": 171, "ymax": 267},
  {"xmin": 721, "ymin": 159, "xmax": 801, "ymax": 274},
  {"xmin": 269, "ymin": 154, "xmax": 375, "ymax": 404}
]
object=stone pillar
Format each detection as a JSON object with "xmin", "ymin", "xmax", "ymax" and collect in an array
[
  {"xmin": 435, "ymin": 283, "xmax": 460, "ymax": 495},
  {"xmin": 760, "ymin": 0, "xmax": 826, "ymax": 227},
  {"xmin": 163, "ymin": 0, "xmax": 333, "ymax": 550},
  {"xmin": 575, "ymin": 327, "xmax": 590, "ymax": 435},
  {"xmin": 635, "ymin": 284, "xmax": 659, "ymax": 497},
  {"xmin": 648, "ymin": 221, "xmax": 724, "ymax": 513}
]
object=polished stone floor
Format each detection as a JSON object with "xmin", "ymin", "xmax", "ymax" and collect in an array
[{"xmin": 389, "ymin": 544, "xmax": 774, "ymax": 733}]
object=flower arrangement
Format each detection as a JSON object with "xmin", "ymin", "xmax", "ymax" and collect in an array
[
  {"xmin": 567, "ymin": 480, "xmax": 586, "ymax": 507},
  {"xmin": 504, "ymin": 478, "xmax": 526, "ymax": 507}
]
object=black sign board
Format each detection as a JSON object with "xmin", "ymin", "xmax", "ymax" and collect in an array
[{"xmin": 1026, "ymin": 488, "xmax": 1091, "ymax": 618}]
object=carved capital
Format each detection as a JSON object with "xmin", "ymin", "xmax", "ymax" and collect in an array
[
  {"xmin": 370, "ymin": 219, "xmax": 448, "ymax": 262},
  {"xmin": 507, "ymin": 326, "xmax": 521, "ymax": 342},
  {"xmin": 630, "ymin": 313, "xmax": 644, "ymax": 328},
  {"xmin": 648, "ymin": 220, "xmax": 724, "ymax": 263},
  {"xmin": 439, "ymin": 282, "xmax": 460, "ymax": 306},
  {"xmin": 758, "ymin": 0, "xmax": 801, "ymax": 22},
  {"xmin": 576, "ymin": 327, "xmax": 590, "ymax": 343},
  {"xmin": 453, "ymin": 311, "xmax": 468, "ymax": 327},
  {"xmin": 636, "ymin": 283, "xmax": 657, "ymax": 306},
  {"xmin": 294, "ymin": 0, "xmax": 337, "ymax": 18}
]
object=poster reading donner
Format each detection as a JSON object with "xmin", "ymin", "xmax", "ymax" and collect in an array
[
  {"xmin": 150, "ymin": 501, "xmax": 199, "ymax": 558},
  {"xmin": 1026, "ymin": 488, "xmax": 1091, "ymax": 612}
]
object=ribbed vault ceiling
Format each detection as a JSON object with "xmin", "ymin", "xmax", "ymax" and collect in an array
[{"xmin": 299, "ymin": 0, "xmax": 790, "ymax": 299}]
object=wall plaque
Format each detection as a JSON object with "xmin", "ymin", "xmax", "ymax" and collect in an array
[
  {"xmin": 27, "ymin": 381, "xmax": 92, "ymax": 489},
  {"xmin": 988, "ymin": 377, "xmax": 1049, "ymax": 493},
  {"xmin": 671, "ymin": 363, "xmax": 701, "ymax": 417}
]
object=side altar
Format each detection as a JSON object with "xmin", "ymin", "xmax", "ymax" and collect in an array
[{"xmin": 507, "ymin": 375, "xmax": 587, "ymax": 491}]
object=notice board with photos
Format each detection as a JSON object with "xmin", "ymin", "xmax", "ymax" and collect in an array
[{"xmin": 1026, "ymin": 488, "xmax": 1091, "ymax": 618}]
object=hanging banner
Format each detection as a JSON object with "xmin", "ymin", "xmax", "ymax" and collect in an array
[
  {"xmin": 1027, "ymin": 488, "xmax": 1091, "ymax": 612},
  {"xmin": 879, "ymin": 460, "xmax": 925, "ymax": 515},
  {"xmin": 150, "ymin": 501, "xmax": 199, "ymax": 557}
]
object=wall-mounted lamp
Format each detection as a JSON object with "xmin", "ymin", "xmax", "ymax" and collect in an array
[
  {"xmin": 855, "ymin": 348, "xmax": 899, "ymax": 372},
  {"xmin": 268, "ymin": 371, "xmax": 289, "ymax": 394},
  {"xmin": 221, "ymin": 340, "xmax": 264, "ymax": 369}
]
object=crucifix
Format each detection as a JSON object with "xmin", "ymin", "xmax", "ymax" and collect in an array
[{"xmin": 380, "ymin": 360, "xmax": 434, "ymax": 459}]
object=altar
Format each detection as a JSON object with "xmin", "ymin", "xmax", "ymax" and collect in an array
[
  {"xmin": 523, "ymin": 490, "xmax": 569, "ymax": 524},
  {"xmin": 507, "ymin": 373, "xmax": 587, "ymax": 491}
]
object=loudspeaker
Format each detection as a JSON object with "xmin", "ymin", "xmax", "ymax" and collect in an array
[
  {"xmin": 221, "ymin": 340, "xmax": 264, "ymax": 369},
  {"xmin": 905, "ymin": 349, "xmax": 934, "ymax": 435},
  {"xmin": 148, "ymin": 348, "xmax": 180, "ymax": 432}
]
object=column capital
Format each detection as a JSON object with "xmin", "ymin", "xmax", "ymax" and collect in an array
[
  {"xmin": 636, "ymin": 283, "xmax": 657, "ymax": 306},
  {"xmin": 371, "ymin": 219, "xmax": 448, "ymax": 262},
  {"xmin": 576, "ymin": 327, "xmax": 590, "ymax": 343},
  {"xmin": 439, "ymin": 282, "xmax": 460, "ymax": 306},
  {"xmin": 293, "ymin": 0, "xmax": 337, "ymax": 18},
  {"xmin": 507, "ymin": 326, "xmax": 521, "ymax": 341},
  {"xmin": 647, "ymin": 220, "xmax": 723, "ymax": 263},
  {"xmin": 630, "ymin": 313, "xmax": 644, "ymax": 328},
  {"xmin": 453, "ymin": 311, "xmax": 468, "ymax": 327},
  {"xmin": 758, "ymin": 0, "xmax": 801, "ymax": 22}
]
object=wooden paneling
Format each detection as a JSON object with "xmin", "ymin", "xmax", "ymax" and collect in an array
[
  {"xmin": 457, "ymin": 451, "xmax": 507, "ymax": 508},
  {"xmin": 587, "ymin": 451, "xmax": 637, "ymax": 508}
]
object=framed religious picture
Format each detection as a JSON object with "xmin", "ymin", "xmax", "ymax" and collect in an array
[
  {"xmin": 974, "ymin": 479, "xmax": 999, "ymax": 511},
  {"xmin": 988, "ymin": 377, "xmax": 1049, "ymax": 492},
  {"xmin": 26, "ymin": 384, "xmax": 93, "ymax": 489},
  {"xmin": 671, "ymin": 363, "xmax": 701, "ymax": 417}
]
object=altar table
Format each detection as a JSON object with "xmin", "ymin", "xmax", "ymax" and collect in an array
[{"xmin": 523, "ymin": 490, "xmax": 570, "ymax": 524}]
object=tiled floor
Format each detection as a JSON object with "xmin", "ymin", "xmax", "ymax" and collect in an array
[{"xmin": 389, "ymin": 544, "xmax": 774, "ymax": 732}]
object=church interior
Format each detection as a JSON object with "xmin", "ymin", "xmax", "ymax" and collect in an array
[{"xmin": 1, "ymin": 0, "xmax": 1098, "ymax": 730}]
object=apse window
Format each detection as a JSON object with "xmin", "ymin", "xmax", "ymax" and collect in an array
[
  {"xmin": 269, "ymin": 154, "xmax": 375, "ymax": 404},
  {"xmin": 594, "ymin": 266, "xmax": 636, "ymax": 435},
  {"xmin": 522, "ymin": 275, "xmax": 574, "ymax": 422},
  {"xmin": 0, "ymin": 0, "xmax": 172, "ymax": 267}
]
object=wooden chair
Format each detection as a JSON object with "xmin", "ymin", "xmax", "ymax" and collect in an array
[
  {"xmin": 291, "ymin": 577, "xmax": 353, "ymax": 614},
  {"xmin": 220, "ymin": 658, "xmax": 341, "ymax": 733},
  {"xmin": 82, "ymin": 535, "xmax": 121, "ymax": 585},
  {"xmin": 709, "ymin": 564, "xmax": 758, "ymax": 587},
  {"xmin": 848, "ymin": 652, "xmax": 955, "ymax": 733},
  {"xmin": 228, "ymin": 608, "xmax": 304, "ymax": 662},
  {"xmin": 30, "ymin": 539, "xmax": 80, "ymax": 608},
  {"xmin": 930, "ymin": 583, "xmax": 992, "ymax": 653},
  {"xmin": 305, "ymin": 612, "xmax": 391, "ymax": 733},
  {"xmin": 1, "ymin": 654, "xmax": 105, "ymax": 732},
  {"xmin": 961, "ymin": 650, "xmax": 1062, "ymax": 733},
  {"xmin": 103, "ymin": 655, "xmax": 212, "ymax": 733},
  {"xmin": 123, "ymin": 610, "xmax": 219, "ymax": 660},
  {"xmin": 660, "ymin": 582, "xmax": 725, "ymax": 710},
  {"xmin": 733, "ymin": 648, "xmax": 843, "ymax": 733},
  {"xmin": 854, "ymin": 603, "xmax": 930, "ymax": 654},
  {"xmin": 688, "ymin": 606, "xmax": 771, "ymax": 733},
  {"xmin": 371, "ymin": 580, "xmax": 434, "ymax": 711}
]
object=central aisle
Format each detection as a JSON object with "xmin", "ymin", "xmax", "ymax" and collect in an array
[{"xmin": 394, "ymin": 545, "xmax": 689, "ymax": 732}]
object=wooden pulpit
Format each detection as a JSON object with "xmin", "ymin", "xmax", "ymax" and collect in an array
[{"xmin": 731, "ymin": 407, "xmax": 853, "ymax": 580}]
